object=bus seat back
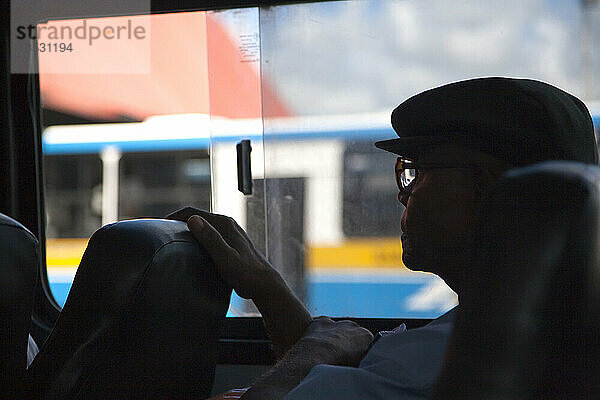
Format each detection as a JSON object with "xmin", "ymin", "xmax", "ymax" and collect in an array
[
  {"xmin": 27, "ymin": 219, "xmax": 231, "ymax": 400},
  {"xmin": 433, "ymin": 161, "xmax": 600, "ymax": 399},
  {"xmin": 0, "ymin": 213, "xmax": 39, "ymax": 398}
]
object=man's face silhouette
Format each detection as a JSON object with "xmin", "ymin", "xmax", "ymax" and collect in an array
[{"xmin": 398, "ymin": 145, "xmax": 506, "ymax": 291}]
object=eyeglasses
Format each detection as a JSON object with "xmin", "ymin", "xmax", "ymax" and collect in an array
[{"xmin": 395, "ymin": 158, "xmax": 478, "ymax": 192}]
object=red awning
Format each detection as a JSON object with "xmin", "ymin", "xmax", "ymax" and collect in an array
[{"xmin": 39, "ymin": 12, "xmax": 289, "ymax": 121}]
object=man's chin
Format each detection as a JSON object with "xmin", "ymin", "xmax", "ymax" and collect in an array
[
  {"xmin": 402, "ymin": 239, "xmax": 441, "ymax": 272},
  {"xmin": 402, "ymin": 251, "xmax": 438, "ymax": 274},
  {"xmin": 402, "ymin": 252, "xmax": 418, "ymax": 270}
]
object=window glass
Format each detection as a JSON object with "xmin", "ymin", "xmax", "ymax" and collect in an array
[
  {"xmin": 39, "ymin": 1, "xmax": 600, "ymax": 319},
  {"xmin": 40, "ymin": 10, "xmax": 263, "ymax": 312},
  {"xmin": 206, "ymin": 8, "xmax": 266, "ymax": 315},
  {"xmin": 343, "ymin": 142, "xmax": 401, "ymax": 238},
  {"xmin": 259, "ymin": 0, "xmax": 600, "ymax": 318}
]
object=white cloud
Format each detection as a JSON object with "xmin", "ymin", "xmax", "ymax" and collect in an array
[{"xmin": 259, "ymin": 0, "xmax": 599, "ymax": 115}]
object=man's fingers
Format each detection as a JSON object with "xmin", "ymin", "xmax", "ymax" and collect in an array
[
  {"xmin": 184, "ymin": 210, "xmax": 250, "ymax": 249},
  {"xmin": 165, "ymin": 206, "xmax": 202, "ymax": 222},
  {"xmin": 187, "ymin": 215, "xmax": 237, "ymax": 266},
  {"xmin": 167, "ymin": 207, "xmax": 251, "ymax": 251},
  {"xmin": 167, "ymin": 207, "xmax": 239, "ymax": 234}
]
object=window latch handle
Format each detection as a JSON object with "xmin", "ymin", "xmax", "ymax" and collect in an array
[{"xmin": 236, "ymin": 139, "xmax": 252, "ymax": 195}]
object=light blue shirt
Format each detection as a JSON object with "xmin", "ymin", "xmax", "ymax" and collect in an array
[{"xmin": 284, "ymin": 308, "xmax": 456, "ymax": 400}]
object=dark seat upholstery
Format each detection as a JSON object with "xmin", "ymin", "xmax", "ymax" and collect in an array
[
  {"xmin": 27, "ymin": 219, "xmax": 231, "ymax": 400},
  {"xmin": 0, "ymin": 213, "xmax": 39, "ymax": 398},
  {"xmin": 433, "ymin": 161, "xmax": 600, "ymax": 399}
]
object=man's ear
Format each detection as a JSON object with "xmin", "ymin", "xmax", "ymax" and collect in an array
[{"xmin": 472, "ymin": 164, "xmax": 504, "ymax": 202}]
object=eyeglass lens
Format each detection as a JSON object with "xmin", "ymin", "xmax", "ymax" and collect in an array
[
  {"xmin": 395, "ymin": 158, "xmax": 417, "ymax": 190},
  {"xmin": 400, "ymin": 168, "xmax": 417, "ymax": 189}
]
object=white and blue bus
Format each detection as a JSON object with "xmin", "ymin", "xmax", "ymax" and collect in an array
[
  {"xmin": 42, "ymin": 112, "xmax": 464, "ymax": 319},
  {"xmin": 41, "ymin": 108, "xmax": 600, "ymax": 318}
]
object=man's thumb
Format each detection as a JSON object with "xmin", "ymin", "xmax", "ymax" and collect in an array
[
  {"xmin": 186, "ymin": 215, "xmax": 230, "ymax": 266},
  {"xmin": 187, "ymin": 215, "xmax": 204, "ymax": 231}
]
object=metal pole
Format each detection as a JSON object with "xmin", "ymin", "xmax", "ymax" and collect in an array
[{"xmin": 100, "ymin": 145, "xmax": 122, "ymax": 226}]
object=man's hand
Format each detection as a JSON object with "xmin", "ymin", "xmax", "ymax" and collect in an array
[
  {"xmin": 241, "ymin": 317, "xmax": 374, "ymax": 400},
  {"xmin": 299, "ymin": 317, "xmax": 374, "ymax": 367},
  {"xmin": 167, "ymin": 207, "xmax": 279, "ymax": 299},
  {"xmin": 166, "ymin": 207, "xmax": 312, "ymax": 356}
]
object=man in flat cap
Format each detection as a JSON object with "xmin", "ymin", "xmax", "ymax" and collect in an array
[
  {"xmin": 375, "ymin": 77, "xmax": 597, "ymax": 295},
  {"xmin": 178, "ymin": 77, "xmax": 598, "ymax": 400}
]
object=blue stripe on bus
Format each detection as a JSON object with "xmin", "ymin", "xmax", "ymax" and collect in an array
[
  {"xmin": 49, "ymin": 282, "xmax": 71, "ymax": 307},
  {"xmin": 42, "ymin": 128, "xmax": 396, "ymax": 154},
  {"xmin": 42, "ymin": 118, "xmax": 600, "ymax": 155},
  {"xmin": 262, "ymin": 128, "xmax": 394, "ymax": 142},
  {"xmin": 50, "ymin": 278, "xmax": 448, "ymax": 319},
  {"xmin": 307, "ymin": 281, "xmax": 443, "ymax": 319},
  {"xmin": 43, "ymin": 138, "xmax": 212, "ymax": 154}
]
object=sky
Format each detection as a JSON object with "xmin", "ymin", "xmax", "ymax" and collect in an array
[{"xmin": 255, "ymin": 0, "xmax": 600, "ymax": 116}]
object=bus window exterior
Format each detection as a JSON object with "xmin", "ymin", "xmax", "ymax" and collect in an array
[
  {"xmin": 42, "ymin": 114, "xmax": 460, "ymax": 317},
  {"xmin": 44, "ymin": 111, "xmax": 600, "ymax": 316}
]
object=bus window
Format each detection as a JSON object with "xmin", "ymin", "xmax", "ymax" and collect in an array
[
  {"xmin": 257, "ymin": 0, "xmax": 600, "ymax": 319},
  {"xmin": 39, "ymin": 9, "xmax": 267, "ymax": 310},
  {"xmin": 343, "ymin": 142, "xmax": 402, "ymax": 238},
  {"xmin": 38, "ymin": 0, "xmax": 600, "ymax": 320}
]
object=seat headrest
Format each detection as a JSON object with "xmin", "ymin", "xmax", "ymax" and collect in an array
[
  {"xmin": 0, "ymin": 213, "xmax": 38, "ymax": 398},
  {"xmin": 434, "ymin": 161, "xmax": 600, "ymax": 399},
  {"xmin": 27, "ymin": 219, "xmax": 231, "ymax": 400}
]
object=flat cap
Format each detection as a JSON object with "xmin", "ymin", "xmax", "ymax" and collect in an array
[{"xmin": 375, "ymin": 77, "xmax": 598, "ymax": 166}]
